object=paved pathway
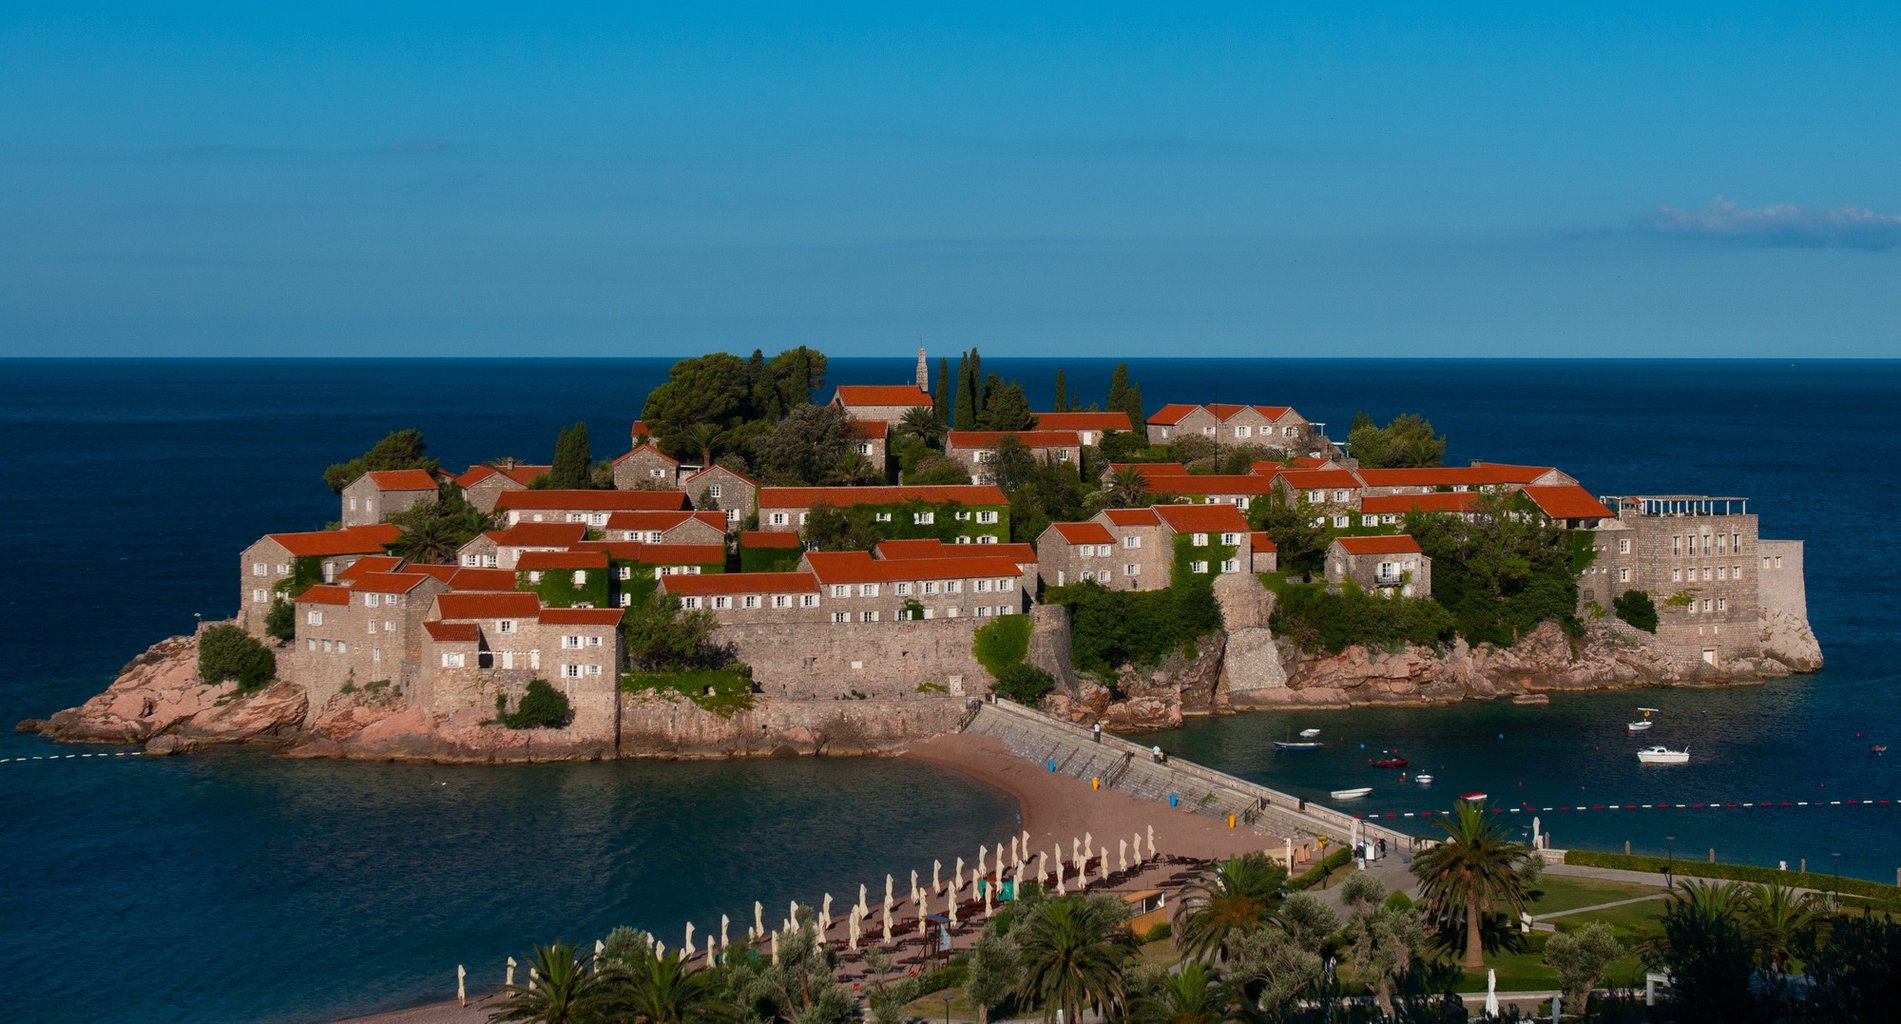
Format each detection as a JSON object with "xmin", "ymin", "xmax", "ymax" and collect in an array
[{"xmin": 1534, "ymin": 892, "xmax": 1664, "ymax": 921}]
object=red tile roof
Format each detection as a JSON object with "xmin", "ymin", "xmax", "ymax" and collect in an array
[
  {"xmin": 539, "ymin": 608, "xmax": 625, "ymax": 626},
  {"xmin": 832, "ymin": 385, "xmax": 933, "ymax": 407},
  {"xmin": 447, "ymin": 568, "xmax": 517, "ymax": 591},
  {"xmin": 1051, "ymin": 522, "xmax": 1116, "ymax": 545},
  {"xmin": 803, "ymin": 550, "xmax": 1027, "ymax": 584},
  {"xmin": 946, "ymin": 430, "xmax": 1082, "ymax": 450},
  {"xmin": 267, "ymin": 524, "xmax": 402, "ymax": 558},
  {"xmin": 1356, "ymin": 464, "xmax": 1557, "ymax": 488},
  {"xmin": 1152, "ymin": 503, "xmax": 1251, "ymax": 534},
  {"xmin": 484, "ymin": 523, "xmax": 590, "ymax": 548},
  {"xmin": 363, "ymin": 469, "xmax": 440, "ymax": 491},
  {"xmin": 424, "ymin": 620, "xmax": 481, "ymax": 643},
  {"xmin": 336, "ymin": 555, "xmax": 406, "ymax": 581},
  {"xmin": 1279, "ymin": 469, "xmax": 1365, "ymax": 490},
  {"xmin": 453, "ymin": 463, "xmax": 550, "ymax": 489},
  {"xmin": 497, "ymin": 490, "xmax": 687, "ymax": 512},
  {"xmin": 849, "ymin": 419, "xmax": 890, "ymax": 439},
  {"xmin": 1335, "ymin": 535, "xmax": 1423, "ymax": 555},
  {"xmin": 872, "ymin": 539, "xmax": 1037, "ymax": 563},
  {"xmin": 758, "ymin": 485, "xmax": 1008, "ymax": 508},
  {"xmin": 684, "ymin": 463, "xmax": 758, "ymax": 486},
  {"xmin": 1146, "ymin": 474, "xmax": 1279, "ymax": 496},
  {"xmin": 515, "ymin": 550, "xmax": 610, "ymax": 571},
  {"xmin": 296, "ymin": 584, "xmax": 352, "ymax": 606},
  {"xmin": 350, "ymin": 572, "xmax": 437, "ymax": 594},
  {"xmin": 405, "ymin": 564, "xmax": 460, "ymax": 583},
  {"xmin": 571, "ymin": 541, "xmax": 727, "ymax": 565},
  {"xmin": 1147, "ymin": 403, "xmax": 1201, "ymax": 426},
  {"xmin": 1290, "ymin": 457, "xmax": 1333, "ymax": 468},
  {"xmin": 605, "ymin": 510, "xmax": 725, "ymax": 533},
  {"xmin": 660, "ymin": 572, "xmax": 819, "ymax": 595},
  {"xmin": 611, "ymin": 444, "xmax": 679, "ymax": 467},
  {"xmin": 1100, "ymin": 508, "xmax": 1162, "ymax": 527},
  {"xmin": 1110, "ymin": 462, "xmax": 1192, "ymax": 477},
  {"xmin": 739, "ymin": 531, "xmax": 803, "ymax": 549},
  {"xmin": 1032, "ymin": 411, "xmax": 1133, "ymax": 432},
  {"xmin": 1249, "ymin": 531, "xmax": 1278, "ymax": 552},
  {"xmin": 1360, "ymin": 492, "xmax": 1485, "ymax": 515},
  {"xmin": 1146, "ymin": 403, "xmax": 1294, "ymax": 425},
  {"xmin": 629, "ymin": 419, "xmax": 653, "ymax": 442},
  {"xmin": 1521, "ymin": 485, "xmax": 1613, "ymax": 521},
  {"xmin": 435, "ymin": 592, "xmax": 541, "ymax": 621}
]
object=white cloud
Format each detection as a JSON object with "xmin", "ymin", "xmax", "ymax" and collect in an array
[{"xmin": 1634, "ymin": 197, "xmax": 1901, "ymax": 250}]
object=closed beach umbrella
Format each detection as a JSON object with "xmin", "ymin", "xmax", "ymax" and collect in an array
[
  {"xmin": 1132, "ymin": 830, "xmax": 1143, "ymax": 865},
  {"xmin": 933, "ymin": 859, "xmax": 942, "ymax": 893},
  {"xmin": 754, "ymin": 901, "xmax": 764, "ymax": 937},
  {"xmin": 1118, "ymin": 839, "xmax": 1128, "ymax": 872},
  {"xmin": 1038, "ymin": 850, "xmax": 1049, "ymax": 883},
  {"xmin": 684, "ymin": 923, "xmax": 695, "ymax": 959},
  {"xmin": 883, "ymin": 904, "xmax": 893, "ymax": 943},
  {"xmin": 1010, "ymin": 835, "xmax": 1021, "ymax": 867},
  {"xmin": 848, "ymin": 915, "xmax": 860, "ymax": 952},
  {"xmin": 954, "ymin": 857, "xmax": 964, "ymax": 893},
  {"xmin": 1146, "ymin": 825, "xmax": 1156, "ymax": 859},
  {"xmin": 1099, "ymin": 848, "xmax": 1110, "ymax": 882},
  {"xmin": 1484, "ymin": 969, "xmax": 1497, "ymax": 1017}
]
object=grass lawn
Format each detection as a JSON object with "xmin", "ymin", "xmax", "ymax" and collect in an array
[{"xmin": 1528, "ymin": 875, "xmax": 1663, "ymax": 916}]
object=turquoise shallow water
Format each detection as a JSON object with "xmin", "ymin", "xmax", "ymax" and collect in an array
[{"xmin": 2, "ymin": 357, "xmax": 1895, "ymax": 1023}]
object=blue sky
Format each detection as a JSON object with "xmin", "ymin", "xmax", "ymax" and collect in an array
[{"xmin": 3, "ymin": 3, "xmax": 1898, "ymax": 357}]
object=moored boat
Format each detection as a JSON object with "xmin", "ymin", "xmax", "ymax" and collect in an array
[
  {"xmin": 1299, "ymin": 728, "xmax": 1322, "ymax": 739},
  {"xmin": 1627, "ymin": 720, "xmax": 1653, "ymax": 732},
  {"xmin": 1637, "ymin": 745, "xmax": 1689, "ymax": 765},
  {"xmin": 1414, "ymin": 774, "xmax": 1434, "ymax": 784},
  {"xmin": 1330, "ymin": 787, "xmax": 1372, "ymax": 800},
  {"xmin": 1459, "ymin": 791, "xmax": 1487, "ymax": 802},
  {"xmin": 1369, "ymin": 755, "xmax": 1408, "ymax": 769},
  {"xmin": 1273, "ymin": 741, "xmax": 1323, "ymax": 751}
]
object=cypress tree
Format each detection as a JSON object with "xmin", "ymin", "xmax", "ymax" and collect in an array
[
  {"xmin": 955, "ymin": 352, "xmax": 977, "ymax": 430},
  {"xmin": 1053, "ymin": 369, "xmax": 1068, "ymax": 413},
  {"xmin": 1106, "ymin": 362, "xmax": 1130, "ymax": 415},
  {"xmin": 969, "ymin": 347, "xmax": 984, "ymax": 415},
  {"xmin": 1121, "ymin": 383, "xmax": 1145, "ymax": 429},
  {"xmin": 935, "ymin": 357, "xmax": 951, "ymax": 425},
  {"xmin": 551, "ymin": 421, "xmax": 592, "ymax": 488}
]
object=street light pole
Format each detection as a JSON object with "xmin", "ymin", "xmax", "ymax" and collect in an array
[
  {"xmin": 1665, "ymin": 836, "xmax": 1675, "ymax": 890},
  {"xmin": 941, "ymin": 991, "xmax": 953, "ymax": 1024},
  {"xmin": 1832, "ymin": 852, "xmax": 1842, "ymax": 912}
]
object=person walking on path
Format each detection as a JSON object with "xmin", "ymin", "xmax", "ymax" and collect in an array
[{"xmin": 1093, "ymin": 722, "xmax": 1102, "ymax": 743}]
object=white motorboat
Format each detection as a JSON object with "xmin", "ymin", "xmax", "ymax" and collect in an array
[
  {"xmin": 1637, "ymin": 745, "xmax": 1689, "ymax": 765},
  {"xmin": 1299, "ymin": 728, "xmax": 1322, "ymax": 739},
  {"xmin": 1413, "ymin": 774, "xmax": 1434, "ymax": 785},
  {"xmin": 1330, "ymin": 787, "xmax": 1373, "ymax": 800},
  {"xmin": 1627, "ymin": 720, "xmax": 1653, "ymax": 732}
]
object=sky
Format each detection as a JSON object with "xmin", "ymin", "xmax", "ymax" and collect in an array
[{"xmin": 2, "ymin": 3, "xmax": 1898, "ymax": 358}]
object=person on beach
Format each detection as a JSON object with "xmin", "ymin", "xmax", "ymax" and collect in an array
[
  {"xmin": 1093, "ymin": 722, "xmax": 1102, "ymax": 743},
  {"xmin": 1151, "ymin": 745, "xmax": 1164, "ymax": 763}
]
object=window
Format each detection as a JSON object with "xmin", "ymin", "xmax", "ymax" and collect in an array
[
  {"xmin": 975, "ymin": 579, "xmax": 991, "ymax": 592},
  {"xmin": 442, "ymin": 652, "xmax": 465, "ymax": 668},
  {"xmin": 498, "ymin": 619, "xmax": 515, "ymax": 633},
  {"xmin": 977, "ymin": 511, "xmax": 998, "ymax": 524},
  {"xmin": 649, "ymin": 467, "xmax": 666, "ymax": 479},
  {"xmin": 769, "ymin": 513, "xmax": 788, "ymax": 526},
  {"xmin": 336, "ymin": 641, "xmax": 347, "ymax": 654},
  {"xmin": 914, "ymin": 512, "xmax": 934, "ymax": 525},
  {"xmin": 1762, "ymin": 556, "xmax": 1771, "ymax": 570},
  {"xmin": 946, "ymin": 580, "xmax": 962, "ymax": 593},
  {"xmin": 1672, "ymin": 535, "xmax": 1682, "ymax": 556},
  {"xmin": 1716, "ymin": 534, "xmax": 1727, "ymax": 553},
  {"xmin": 1671, "ymin": 568, "xmax": 1682, "ymax": 582},
  {"xmin": 708, "ymin": 484, "xmax": 721, "ymax": 499},
  {"xmin": 252, "ymin": 562, "xmax": 267, "ymax": 577},
  {"xmin": 1235, "ymin": 425, "xmax": 1251, "ymax": 438},
  {"xmin": 998, "ymin": 578, "xmax": 1015, "ymax": 591},
  {"xmin": 1733, "ymin": 564, "xmax": 1742, "ymax": 578},
  {"xmin": 1716, "ymin": 566, "xmax": 1727, "ymax": 580},
  {"xmin": 975, "ymin": 606, "xmax": 992, "ymax": 617},
  {"xmin": 1125, "ymin": 564, "xmax": 1139, "ymax": 576},
  {"xmin": 858, "ymin": 583, "xmax": 880, "ymax": 597},
  {"xmin": 742, "ymin": 595, "xmax": 760, "ymax": 609},
  {"xmin": 564, "ymin": 664, "xmax": 582, "ymax": 678},
  {"xmin": 1221, "ymin": 533, "xmax": 1241, "ymax": 544},
  {"xmin": 562, "ymin": 635, "xmax": 583, "ymax": 649},
  {"xmin": 648, "ymin": 531, "xmax": 664, "ymax": 543},
  {"xmin": 1774, "ymin": 556, "xmax": 1783, "ymax": 569},
  {"xmin": 484, "ymin": 554, "xmax": 498, "ymax": 568},
  {"xmin": 384, "ymin": 620, "xmax": 395, "ymax": 632},
  {"xmin": 1717, "ymin": 597, "xmax": 1728, "ymax": 611},
  {"xmin": 1307, "ymin": 490, "xmax": 1325, "ymax": 504},
  {"xmin": 1702, "ymin": 598, "xmax": 1712, "ymax": 612},
  {"xmin": 1190, "ymin": 560, "xmax": 1209, "ymax": 574},
  {"xmin": 726, "ymin": 509, "xmax": 740, "ymax": 523},
  {"xmin": 772, "ymin": 595, "xmax": 791, "ymax": 608},
  {"xmin": 800, "ymin": 595, "xmax": 818, "ymax": 608},
  {"xmin": 679, "ymin": 597, "xmax": 701, "ymax": 610},
  {"xmin": 831, "ymin": 611, "xmax": 848, "ymax": 623},
  {"xmin": 1333, "ymin": 516, "xmax": 1349, "ymax": 528},
  {"xmin": 875, "ymin": 512, "xmax": 893, "ymax": 522},
  {"xmin": 831, "ymin": 585, "xmax": 850, "ymax": 598},
  {"xmin": 1619, "ymin": 539, "xmax": 1631, "ymax": 554},
  {"xmin": 306, "ymin": 610, "xmax": 324, "ymax": 626},
  {"xmin": 1192, "ymin": 532, "xmax": 1209, "ymax": 547},
  {"xmin": 1220, "ymin": 559, "xmax": 1238, "ymax": 573},
  {"xmin": 365, "ymin": 593, "xmax": 381, "ymax": 608},
  {"xmin": 955, "ymin": 510, "xmax": 972, "ymax": 521},
  {"xmin": 953, "ymin": 535, "xmax": 971, "ymax": 544},
  {"xmin": 463, "ymin": 554, "xmax": 480, "ymax": 566},
  {"xmin": 1124, "ymin": 535, "xmax": 1141, "ymax": 549},
  {"xmin": 857, "ymin": 442, "xmax": 873, "ymax": 456},
  {"xmin": 923, "ymin": 581, "xmax": 938, "ymax": 594},
  {"xmin": 859, "ymin": 610, "xmax": 879, "ymax": 622},
  {"xmin": 367, "ymin": 621, "xmax": 378, "ymax": 636},
  {"xmin": 1619, "ymin": 568, "xmax": 1630, "ymax": 582},
  {"xmin": 978, "ymin": 535, "xmax": 997, "ymax": 544},
  {"xmin": 1702, "ymin": 567, "xmax": 1712, "ymax": 581},
  {"xmin": 527, "ymin": 571, "xmax": 544, "ymax": 584},
  {"xmin": 252, "ymin": 588, "xmax": 267, "ymax": 603},
  {"xmin": 798, "ymin": 513, "xmax": 809, "ymax": 525},
  {"xmin": 618, "ymin": 566, "xmax": 632, "ymax": 581},
  {"xmin": 895, "ymin": 582, "xmax": 912, "ymax": 596},
  {"xmin": 307, "ymin": 639, "xmax": 317, "ymax": 651},
  {"xmin": 372, "ymin": 647, "xmax": 382, "ymax": 663},
  {"xmin": 712, "ymin": 596, "xmax": 730, "ymax": 609},
  {"xmin": 572, "ymin": 570, "xmax": 587, "ymax": 585}
]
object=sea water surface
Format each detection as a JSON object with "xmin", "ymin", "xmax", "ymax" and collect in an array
[{"xmin": 2, "ymin": 357, "xmax": 1896, "ymax": 1024}]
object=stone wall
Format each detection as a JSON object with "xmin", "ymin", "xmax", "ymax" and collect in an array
[
  {"xmin": 1756, "ymin": 539, "xmax": 1821, "ymax": 671},
  {"xmin": 618, "ymin": 694, "xmax": 971, "ymax": 758},
  {"xmin": 717, "ymin": 619, "xmax": 994, "ymax": 700}
]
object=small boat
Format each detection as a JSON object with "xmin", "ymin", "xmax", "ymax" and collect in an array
[
  {"xmin": 1369, "ymin": 755, "xmax": 1408, "ymax": 769},
  {"xmin": 1330, "ymin": 787, "xmax": 1372, "ymax": 800},
  {"xmin": 1299, "ymin": 728, "xmax": 1322, "ymax": 739},
  {"xmin": 1413, "ymin": 774, "xmax": 1434, "ymax": 785},
  {"xmin": 1274, "ymin": 741, "xmax": 1323, "ymax": 751},
  {"xmin": 1460, "ymin": 791, "xmax": 1487, "ymax": 802},
  {"xmin": 1874, "ymin": 745, "xmax": 1888, "ymax": 755},
  {"xmin": 1627, "ymin": 720, "xmax": 1653, "ymax": 732},
  {"xmin": 1637, "ymin": 745, "xmax": 1690, "ymax": 765}
]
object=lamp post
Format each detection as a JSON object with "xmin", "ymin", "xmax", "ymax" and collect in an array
[
  {"xmin": 1665, "ymin": 836, "xmax": 1675, "ymax": 890},
  {"xmin": 940, "ymin": 991, "xmax": 954, "ymax": 1024},
  {"xmin": 1832, "ymin": 852, "xmax": 1842, "ymax": 912}
]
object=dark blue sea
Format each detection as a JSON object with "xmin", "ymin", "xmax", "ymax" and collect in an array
[{"xmin": 3, "ymin": 357, "xmax": 1897, "ymax": 1024}]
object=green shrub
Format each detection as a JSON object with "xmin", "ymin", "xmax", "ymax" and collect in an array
[
  {"xmin": 973, "ymin": 614, "xmax": 1033, "ymax": 675},
  {"xmin": 991, "ymin": 663, "xmax": 1057, "ymax": 706},
  {"xmin": 264, "ymin": 599, "xmax": 295, "ymax": 642},
  {"xmin": 621, "ymin": 666, "xmax": 756, "ymax": 716},
  {"xmin": 1049, "ymin": 579, "xmax": 1221, "ymax": 677},
  {"xmin": 196, "ymin": 625, "xmax": 276, "ymax": 691},
  {"xmin": 1286, "ymin": 849, "xmax": 1353, "ymax": 891},
  {"xmin": 1612, "ymin": 590, "xmax": 1659, "ymax": 633},
  {"xmin": 1270, "ymin": 580, "xmax": 1456, "ymax": 654},
  {"xmin": 501, "ymin": 679, "xmax": 572, "ymax": 729},
  {"xmin": 1143, "ymin": 921, "xmax": 1172, "ymax": 942},
  {"xmin": 1561, "ymin": 850, "xmax": 1901, "ymax": 905}
]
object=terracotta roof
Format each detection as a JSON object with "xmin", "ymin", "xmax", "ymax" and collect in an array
[
  {"xmin": 1334, "ymin": 535, "xmax": 1423, "ymax": 555},
  {"xmin": 1147, "ymin": 404, "xmax": 1201, "ymax": 426},
  {"xmin": 336, "ymin": 555, "xmax": 406, "ymax": 581},
  {"xmin": 1249, "ymin": 531, "xmax": 1278, "ymax": 552},
  {"xmin": 684, "ymin": 463, "xmax": 759, "ymax": 486},
  {"xmin": 515, "ymin": 550, "xmax": 610, "ymax": 571},
  {"xmin": 1152, "ymin": 503, "xmax": 1251, "ymax": 534},
  {"xmin": 453, "ymin": 463, "xmax": 549, "ymax": 489},
  {"xmin": 447, "ymin": 568, "xmax": 517, "ymax": 591},
  {"xmin": 539, "ymin": 608, "xmax": 625, "ymax": 626},
  {"xmin": 424, "ymin": 620, "xmax": 481, "ymax": 643},
  {"xmin": 1051, "ymin": 522, "xmax": 1116, "ymax": 545},
  {"xmin": 1356, "ymin": 464, "xmax": 1557, "ymax": 488},
  {"xmin": 605, "ymin": 510, "xmax": 725, "ymax": 533},
  {"xmin": 497, "ymin": 490, "xmax": 686, "ymax": 512},
  {"xmin": 946, "ymin": 430, "xmax": 1082, "ymax": 450},
  {"xmin": 1290, "ymin": 457, "xmax": 1333, "ymax": 468},
  {"xmin": 629, "ymin": 419, "xmax": 653, "ymax": 441},
  {"xmin": 1110, "ymin": 462, "xmax": 1191, "ymax": 477},
  {"xmin": 350, "ymin": 572, "xmax": 436, "ymax": 594},
  {"xmin": 832, "ymin": 385, "xmax": 932, "ymax": 407},
  {"xmin": 1521, "ymin": 485, "xmax": 1614, "ymax": 521},
  {"xmin": 1248, "ymin": 462, "xmax": 1294, "ymax": 476},
  {"xmin": 1146, "ymin": 474, "xmax": 1279, "ymax": 496},
  {"xmin": 1360, "ymin": 492, "xmax": 1485, "ymax": 515},
  {"xmin": 484, "ymin": 523, "xmax": 590, "ymax": 548},
  {"xmin": 804, "ymin": 550, "xmax": 1027, "ymax": 584},
  {"xmin": 758, "ymin": 485, "xmax": 1008, "ymax": 509},
  {"xmin": 267, "ymin": 524, "xmax": 402, "ymax": 558},
  {"xmin": 405, "ymin": 564, "xmax": 460, "ymax": 583},
  {"xmin": 873, "ymin": 539, "xmax": 1037, "ymax": 563},
  {"xmin": 1279, "ymin": 469, "xmax": 1365, "ymax": 490},
  {"xmin": 611, "ymin": 443, "xmax": 679, "ymax": 467},
  {"xmin": 659, "ymin": 572, "xmax": 819, "ymax": 595},
  {"xmin": 571, "ymin": 541, "xmax": 727, "ymax": 565},
  {"xmin": 1100, "ymin": 508, "xmax": 1161, "ymax": 527},
  {"xmin": 1031, "ymin": 411, "xmax": 1133, "ymax": 432},
  {"xmin": 739, "ymin": 531, "xmax": 803, "ymax": 549},
  {"xmin": 362, "ymin": 469, "xmax": 440, "ymax": 492},
  {"xmin": 849, "ymin": 419, "xmax": 890, "ymax": 439},
  {"xmin": 435, "ymin": 592, "xmax": 541, "ymax": 621},
  {"xmin": 296, "ymin": 584, "xmax": 352, "ymax": 606}
]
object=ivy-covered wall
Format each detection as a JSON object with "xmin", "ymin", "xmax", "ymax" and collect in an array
[
  {"xmin": 607, "ymin": 560, "xmax": 727, "ymax": 608},
  {"xmin": 275, "ymin": 555, "xmax": 328, "ymax": 599},
  {"xmin": 821, "ymin": 499, "xmax": 1010, "ymax": 544},
  {"xmin": 1171, "ymin": 533, "xmax": 1240, "ymax": 582},
  {"xmin": 740, "ymin": 546, "xmax": 805, "ymax": 573},
  {"xmin": 517, "ymin": 567, "xmax": 612, "ymax": 609}
]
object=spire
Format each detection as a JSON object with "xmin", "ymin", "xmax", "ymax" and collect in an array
[{"xmin": 915, "ymin": 345, "xmax": 928, "ymax": 390}]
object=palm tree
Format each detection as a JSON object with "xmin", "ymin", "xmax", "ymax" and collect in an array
[
  {"xmin": 684, "ymin": 423, "xmax": 725, "ymax": 468},
  {"xmin": 1106, "ymin": 466, "xmax": 1149, "ymax": 508},
  {"xmin": 1172, "ymin": 853, "xmax": 1288, "ymax": 962},
  {"xmin": 491, "ymin": 943, "xmax": 592, "ymax": 1024},
  {"xmin": 1131, "ymin": 960, "xmax": 1224, "ymax": 1024},
  {"xmin": 1745, "ymin": 882, "xmax": 1817, "ymax": 972},
  {"xmin": 591, "ymin": 945, "xmax": 732, "ymax": 1024},
  {"xmin": 897, "ymin": 405, "xmax": 944, "ymax": 449},
  {"xmin": 834, "ymin": 450, "xmax": 879, "ymax": 484},
  {"xmin": 1410, "ymin": 801, "xmax": 1533, "ymax": 970},
  {"xmin": 1015, "ymin": 894, "xmax": 1139, "ymax": 1024}
]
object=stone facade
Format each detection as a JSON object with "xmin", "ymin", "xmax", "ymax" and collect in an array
[
  {"xmin": 1146, "ymin": 403, "xmax": 1330, "ymax": 455},
  {"xmin": 944, "ymin": 430, "xmax": 1083, "ymax": 486},
  {"xmin": 454, "ymin": 462, "xmax": 550, "ymax": 514},
  {"xmin": 829, "ymin": 385, "xmax": 934, "ymax": 423},
  {"xmin": 1587, "ymin": 497, "xmax": 1767, "ymax": 673},
  {"xmin": 237, "ymin": 525, "xmax": 402, "ymax": 635},
  {"xmin": 495, "ymin": 489, "xmax": 688, "ymax": 527},
  {"xmin": 715, "ymin": 618, "xmax": 994, "ymax": 699},
  {"xmin": 612, "ymin": 444, "xmax": 683, "ymax": 490},
  {"xmin": 1325, "ymin": 536, "xmax": 1432, "ymax": 598},
  {"xmin": 606, "ymin": 510, "xmax": 728, "ymax": 546},
  {"xmin": 286, "ymin": 574, "xmax": 449, "ymax": 711},
  {"xmin": 1030, "ymin": 411, "xmax": 1132, "ymax": 447},
  {"xmin": 340, "ymin": 470, "xmax": 438, "ymax": 527},
  {"xmin": 680, "ymin": 465, "xmax": 756, "ymax": 528}
]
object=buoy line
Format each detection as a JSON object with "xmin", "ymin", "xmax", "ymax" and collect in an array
[
  {"xmin": 0, "ymin": 751, "xmax": 145, "ymax": 763},
  {"xmin": 1352, "ymin": 798, "xmax": 1897, "ymax": 820}
]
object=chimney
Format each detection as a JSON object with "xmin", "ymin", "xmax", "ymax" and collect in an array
[{"xmin": 504, "ymin": 457, "xmax": 516, "ymax": 470}]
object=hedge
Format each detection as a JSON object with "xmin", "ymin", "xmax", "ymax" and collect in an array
[
  {"xmin": 1562, "ymin": 849, "xmax": 1901, "ymax": 904},
  {"xmin": 973, "ymin": 614, "xmax": 1032, "ymax": 676},
  {"xmin": 1286, "ymin": 849, "xmax": 1353, "ymax": 891}
]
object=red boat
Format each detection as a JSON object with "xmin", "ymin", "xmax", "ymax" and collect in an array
[{"xmin": 1369, "ymin": 755, "xmax": 1408, "ymax": 769}]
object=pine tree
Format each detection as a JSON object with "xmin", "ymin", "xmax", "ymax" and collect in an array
[
  {"xmin": 955, "ymin": 352, "xmax": 977, "ymax": 429},
  {"xmin": 935, "ymin": 357, "xmax": 951, "ymax": 425},
  {"xmin": 550, "ymin": 422, "xmax": 592, "ymax": 488},
  {"xmin": 1106, "ymin": 363, "xmax": 1130, "ymax": 415},
  {"xmin": 1053, "ymin": 369, "xmax": 1068, "ymax": 413}
]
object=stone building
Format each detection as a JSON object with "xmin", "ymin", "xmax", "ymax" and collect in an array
[
  {"xmin": 1520, "ymin": 485, "xmax": 1615, "ymax": 530},
  {"xmin": 1036, "ymin": 503, "xmax": 1251, "ymax": 593},
  {"xmin": 1325, "ymin": 535, "xmax": 1432, "ymax": 598},
  {"xmin": 1354, "ymin": 463, "xmax": 1574, "ymax": 497},
  {"xmin": 1029, "ymin": 411, "xmax": 1132, "ymax": 447},
  {"xmin": 1035, "ymin": 521, "xmax": 1118, "ymax": 589},
  {"xmin": 457, "ymin": 522, "xmax": 589, "ymax": 570},
  {"xmin": 1248, "ymin": 532, "xmax": 1278, "ymax": 573},
  {"xmin": 680, "ymin": 465, "xmax": 757, "ymax": 528},
  {"xmin": 1145, "ymin": 403, "xmax": 1331, "ymax": 455},
  {"xmin": 754, "ymin": 485, "xmax": 1010, "ymax": 541},
  {"xmin": 238, "ymin": 524, "xmax": 403, "ymax": 635},
  {"xmin": 1275, "ymin": 468, "xmax": 1367, "ymax": 530},
  {"xmin": 848, "ymin": 421, "xmax": 891, "ymax": 480},
  {"xmin": 943, "ymin": 430, "xmax": 1082, "ymax": 485},
  {"xmin": 611, "ymin": 444, "xmax": 682, "ymax": 490},
  {"xmin": 340, "ymin": 469, "xmax": 439, "ymax": 527},
  {"xmin": 829, "ymin": 385, "xmax": 934, "ymax": 423},
  {"xmin": 1356, "ymin": 491, "xmax": 1484, "ymax": 527},
  {"xmin": 418, "ymin": 595, "xmax": 623, "ymax": 745},
  {"xmin": 494, "ymin": 488, "xmax": 687, "ymax": 527},
  {"xmin": 1139, "ymin": 473, "xmax": 1281, "ymax": 508},
  {"xmin": 452, "ymin": 461, "xmax": 550, "ymax": 514},
  {"xmin": 286, "ymin": 571, "xmax": 449, "ymax": 708},
  {"xmin": 605, "ymin": 510, "xmax": 728, "ymax": 546},
  {"xmin": 656, "ymin": 572, "xmax": 824, "ymax": 625},
  {"xmin": 802, "ymin": 550, "xmax": 1033, "ymax": 622}
]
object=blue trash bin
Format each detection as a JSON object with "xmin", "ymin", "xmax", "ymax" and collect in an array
[{"xmin": 1169, "ymin": 793, "xmax": 1179, "ymax": 808}]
